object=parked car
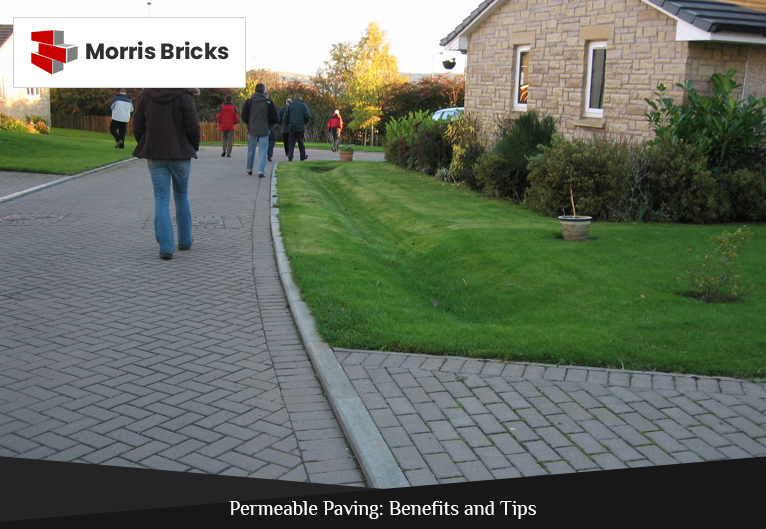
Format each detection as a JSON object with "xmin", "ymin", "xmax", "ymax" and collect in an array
[{"xmin": 432, "ymin": 107, "xmax": 464, "ymax": 121}]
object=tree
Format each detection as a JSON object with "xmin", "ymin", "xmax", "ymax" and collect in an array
[
  {"xmin": 344, "ymin": 22, "xmax": 405, "ymax": 145},
  {"xmin": 312, "ymin": 42, "xmax": 355, "ymax": 107}
]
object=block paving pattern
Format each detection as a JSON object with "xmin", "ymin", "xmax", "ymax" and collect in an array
[
  {"xmin": 337, "ymin": 349, "xmax": 766, "ymax": 486},
  {"xmin": 0, "ymin": 149, "xmax": 364, "ymax": 485}
]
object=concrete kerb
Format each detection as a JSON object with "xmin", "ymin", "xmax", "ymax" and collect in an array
[
  {"xmin": 0, "ymin": 157, "xmax": 140, "ymax": 204},
  {"xmin": 269, "ymin": 162, "xmax": 409, "ymax": 489}
]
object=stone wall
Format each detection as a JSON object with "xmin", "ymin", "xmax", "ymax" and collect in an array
[{"xmin": 463, "ymin": 0, "xmax": 766, "ymax": 142}]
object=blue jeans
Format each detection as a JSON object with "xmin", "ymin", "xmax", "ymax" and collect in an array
[
  {"xmin": 246, "ymin": 134, "xmax": 269, "ymax": 174},
  {"xmin": 147, "ymin": 159, "xmax": 193, "ymax": 256}
]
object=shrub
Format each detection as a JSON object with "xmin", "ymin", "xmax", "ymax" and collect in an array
[
  {"xmin": 34, "ymin": 121, "xmax": 50, "ymax": 134},
  {"xmin": 473, "ymin": 151, "xmax": 508, "ymax": 197},
  {"xmin": 449, "ymin": 142, "xmax": 485, "ymax": 188},
  {"xmin": 412, "ymin": 120, "xmax": 451, "ymax": 175},
  {"xmin": 643, "ymin": 141, "xmax": 722, "ymax": 223},
  {"xmin": 683, "ymin": 227, "xmax": 757, "ymax": 303},
  {"xmin": 26, "ymin": 115, "xmax": 49, "ymax": 126},
  {"xmin": 728, "ymin": 168, "xmax": 766, "ymax": 221},
  {"xmin": 384, "ymin": 135, "xmax": 410, "ymax": 168},
  {"xmin": 445, "ymin": 113, "xmax": 485, "ymax": 188},
  {"xmin": 646, "ymin": 69, "xmax": 766, "ymax": 173},
  {"xmin": 0, "ymin": 113, "xmax": 29, "ymax": 133},
  {"xmin": 526, "ymin": 135, "xmax": 633, "ymax": 220},
  {"xmin": 490, "ymin": 111, "xmax": 558, "ymax": 201}
]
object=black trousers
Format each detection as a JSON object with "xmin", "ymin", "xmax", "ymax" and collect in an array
[
  {"xmin": 288, "ymin": 130, "xmax": 306, "ymax": 161},
  {"xmin": 110, "ymin": 119, "xmax": 127, "ymax": 146},
  {"xmin": 282, "ymin": 133, "xmax": 290, "ymax": 155}
]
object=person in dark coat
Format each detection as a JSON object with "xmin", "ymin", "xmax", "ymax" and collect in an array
[
  {"xmin": 283, "ymin": 93, "xmax": 311, "ymax": 162},
  {"xmin": 216, "ymin": 94, "xmax": 239, "ymax": 157},
  {"xmin": 279, "ymin": 98, "xmax": 292, "ymax": 156},
  {"xmin": 241, "ymin": 82, "xmax": 279, "ymax": 177},
  {"xmin": 132, "ymin": 88, "xmax": 200, "ymax": 260}
]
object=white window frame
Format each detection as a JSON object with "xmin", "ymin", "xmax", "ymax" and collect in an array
[
  {"xmin": 27, "ymin": 87, "xmax": 41, "ymax": 98},
  {"xmin": 584, "ymin": 41, "xmax": 607, "ymax": 118},
  {"xmin": 514, "ymin": 45, "xmax": 530, "ymax": 112}
]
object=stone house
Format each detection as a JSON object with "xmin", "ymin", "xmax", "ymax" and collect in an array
[
  {"xmin": 0, "ymin": 25, "xmax": 52, "ymax": 123},
  {"xmin": 440, "ymin": 0, "xmax": 766, "ymax": 141}
]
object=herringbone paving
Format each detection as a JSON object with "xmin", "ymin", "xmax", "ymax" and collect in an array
[
  {"xmin": 336, "ymin": 349, "xmax": 766, "ymax": 485},
  {"xmin": 3, "ymin": 146, "xmax": 765, "ymax": 489},
  {"xmin": 0, "ymin": 147, "xmax": 364, "ymax": 485}
]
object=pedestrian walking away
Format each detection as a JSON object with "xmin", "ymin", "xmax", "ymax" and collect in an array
[
  {"xmin": 327, "ymin": 109, "xmax": 343, "ymax": 152},
  {"xmin": 284, "ymin": 93, "xmax": 311, "ymax": 162},
  {"xmin": 279, "ymin": 98, "xmax": 292, "ymax": 157},
  {"xmin": 241, "ymin": 82, "xmax": 279, "ymax": 177},
  {"xmin": 216, "ymin": 94, "xmax": 240, "ymax": 157},
  {"xmin": 109, "ymin": 89, "xmax": 133, "ymax": 149},
  {"xmin": 132, "ymin": 88, "xmax": 201, "ymax": 260},
  {"xmin": 265, "ymin": 91, "xmax": 277, "ymax": 161}
]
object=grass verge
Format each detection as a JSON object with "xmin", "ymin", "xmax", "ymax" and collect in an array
[
  {"xmin": 276, "ymin": 160, "xmax": 766, "ymax": 379},
  {"xmin": 0, "ymin": 128, "xmax": 135, "ymax": 174}
]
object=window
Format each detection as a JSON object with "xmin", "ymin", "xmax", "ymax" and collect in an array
[
  {"xmin": 514, "ymin": 45, "xmax": 530, "ymax": 111},
  {"xmin": 584, "ymin": 41, "xmax": 606, "ymax": 118},
  {"xmin": 27, "ymin": 88, "xmax": 40, "ymax": 97}
]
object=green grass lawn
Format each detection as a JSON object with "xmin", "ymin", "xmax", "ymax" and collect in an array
[
  {"xmin": 276, "ymin": 160, "xmax": 766, "ymax": 380},
  {"xmin": 0, "ymin": 128, "xmax": 135, "ymax": 174}
]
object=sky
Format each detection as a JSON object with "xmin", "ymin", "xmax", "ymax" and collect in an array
[{"xmin": 2, "ymin": 0, "xmax": 472, "ymax": 77}]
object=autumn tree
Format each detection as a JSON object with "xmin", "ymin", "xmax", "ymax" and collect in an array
[{"xmin": 344, "ymin": 22, "xmax": 404, "ymax": 145}]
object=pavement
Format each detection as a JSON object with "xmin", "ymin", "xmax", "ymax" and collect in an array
[{"xmin": 1, "ymin": 145, "xmax": 765, "ymax": 489}]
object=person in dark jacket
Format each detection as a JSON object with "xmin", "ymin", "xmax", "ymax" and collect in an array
[
  {"xmin": 241, "ymin": 83, "xmax": 279, "ymax": 177},
  {"xmin": 279, "ymin": 98, "xmax": 292, "ymax": 156},
  {"xmin": 283, "ymin": 93, "xmax": 311, "ymax": 162},
  {"xmin": 132, "ymin": 88, "xmax": 201, "ymax": 260},
  {"xmin": 216, "ymin": 94, "xmax": 239, "ymax": 157}
]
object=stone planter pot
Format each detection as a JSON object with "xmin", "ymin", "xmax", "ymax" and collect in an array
[
  {"xmin": 558, "ymin": 215, "xmax": 592, "ymax": 242},
  {"xmin": 339, "ymin": 151, "xmax": 354, "ymax": 162}
]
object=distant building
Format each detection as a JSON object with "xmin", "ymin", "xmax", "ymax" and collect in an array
[{"xmin": 0, "ymin": 25, "xmax": 52, "ymax": 123}]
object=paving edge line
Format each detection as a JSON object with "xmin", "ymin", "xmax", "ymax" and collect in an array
[
  {"xmin": 268, "ymin": 163, "xmax": 409, "ymax": 489},
  {"xmin": 0, "ymin": 157, "xmax": 140, "ymax": 204}
]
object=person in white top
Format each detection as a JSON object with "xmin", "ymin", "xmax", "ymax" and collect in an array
[{"xmin": 109, "ymin": 89, "xmax": 134, "ymax": 149}]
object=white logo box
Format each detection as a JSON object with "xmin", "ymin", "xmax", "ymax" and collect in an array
[{"xmin": 14, "ymin": 18, "xmax": 246, "ymax": 88}]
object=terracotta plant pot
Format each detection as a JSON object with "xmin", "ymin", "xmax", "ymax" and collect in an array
[
  {"xmin": 558, "ymin": 215, "xmax": 592, "ymax": 242},
  {"xmin": 339, "ymin": 151, "xmax": 354, "ymax": 162}
]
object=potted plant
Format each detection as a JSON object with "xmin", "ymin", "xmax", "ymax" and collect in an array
[
  {"xmin": 338, "ymin": 143, "xmax": 355, "ymax": 162},
  {"xmin": 442, "ymin": 58, "xmax": 457, "ymax": 70},
  {"xmin": 558, "ymin": 181, "xmax": 592, "ymax": 241}
]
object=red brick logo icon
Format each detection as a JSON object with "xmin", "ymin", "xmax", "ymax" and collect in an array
[{"xmin": 31, "ymin": 30, "xmax": 78, "ymax": 74}]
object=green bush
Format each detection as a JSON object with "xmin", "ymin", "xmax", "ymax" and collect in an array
[
  {"xmin": 728, "ymin": 168, "xmax": 766, "ymax": 221},
  {"xmin": 26, "ymin": 115, "xmax": 49, "ymax": 126},
  {"xmin": 646, "ymin": 69, "xmax": 766, "ymax": 172},
  {"xmin": 448, "ymin": 142, "xmax": 485, "ymax": 188},
  {"xmin": 526, "ymin": 135, "xmax": 633, "ymax": 220},
  {"xmin": 412, "ymin": 120, "xmax": 451, "ymax": 175},
  {"xmin": 0, "ymin": 113, "xmax": 29, "ymax": 133},
  {"xmin": 490, "ymin": 111, "xmax": 558, "ymax": 201},
  {"xmin": 684, "ymin": 227, "xmax": 757, "ymax": 303},
  {"xmin": 445, "ymin": 113, "xmax": 485, "ymax": 188},
  {"xmin": 643, "ymin": 141, "xmax": 723, "ymax": 224},
  {"xmin": 473, "ymin": 151, "xmax": 508, "ymax": 197}
]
